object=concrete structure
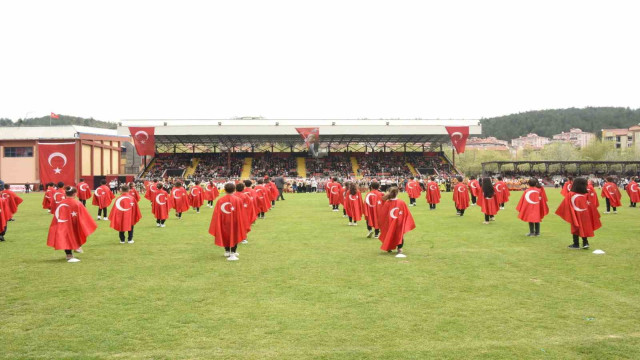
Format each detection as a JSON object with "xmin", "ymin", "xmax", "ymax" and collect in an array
[
  {"xmin": 0, "ymin": 126, "xmax": 129, "ymax": 185},
  {"xmin": 511, "ymin": 133, "xmax": 551, "ymax": 150},
  {"xmin": 466, "ymin": 136, "xmax": 510, "ymax": 151},
  {"xmin": 552, "ymin": 128, "xmax": 596, "ymax": 148},
  {"xmin": 602, "ymin": 125, "xmax": 640, "ymax": 149}
]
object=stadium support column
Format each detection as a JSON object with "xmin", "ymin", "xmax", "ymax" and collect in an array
[
  {"xmin": 452, "ymin": 148, "xmax": 456, "ymax": 169},
  {"xmin": 227, "ymin": 150, "xmax": 231, "ymax": 171}
]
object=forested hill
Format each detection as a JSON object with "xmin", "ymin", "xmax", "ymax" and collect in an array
[
  {"xmin": 480, "ymin": 107, "xmax": 640, "ymax": 140},
  {"xmin": 0, "ymin": 115, "xmax": 116, "ymax": 129}
]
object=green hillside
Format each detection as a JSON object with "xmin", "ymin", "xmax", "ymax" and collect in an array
[
  {"xmin": 0, "ymin": 115, "xmax": 116, "ymax": 129},
  {"xmin": 481, "ymin": 107, "xmax": 640, "ymax": 140}
]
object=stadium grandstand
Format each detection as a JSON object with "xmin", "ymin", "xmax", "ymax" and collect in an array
[{"xmin": 117, "ymin": 119, "xmax": 481, "ymax": 181}]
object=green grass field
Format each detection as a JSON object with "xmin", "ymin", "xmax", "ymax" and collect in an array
[{"xmin": 1, "ymin": 190, "xmax": 639, "ymax": 359}]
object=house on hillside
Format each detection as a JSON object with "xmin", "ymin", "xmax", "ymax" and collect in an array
[
  {"xmin": 511, "ymin": 133, "xmax": 550, "ymax": 150},
  {"xmin": 601, "ymin": 125, "xmax": 640, "ymax": 149},
  {"xmin": 551, "ymin": 128, "xmax": 595, "ymax": 148}
]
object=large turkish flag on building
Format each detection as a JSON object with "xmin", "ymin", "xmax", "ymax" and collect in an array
[
  {"xmin": 38, "ymin": 142, "xmax": 76, "ymax": 185},
  {"xmin": 445, "ymin": 126, "xmax": 470, "ymax": 154},
  {"xmin": 129, "ymin": 127, "xmax": 156, "ymax": 156}
]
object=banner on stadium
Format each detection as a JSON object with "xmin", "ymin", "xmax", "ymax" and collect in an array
[
  {"xmin": 295, "ymin": 127, "xmax": 320, "ymax": 157},
  {"xmin": 37, "ymin": 142, "xmax": 76, "ymax": 185},
  {"xmin": 445, "ymin": 126, "xmax": 470, "ymax": 154},
  {"xmin": 128, "ymin": 127, "xmax": 156, "ymax": 156}
]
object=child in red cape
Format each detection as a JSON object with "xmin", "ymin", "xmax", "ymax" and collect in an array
[
  {"xmin": 479, "ymin": 177, "xmax": 500, "ymax": 224},
  {"xmin": 209, "ymin": 183, "xmax": 246, "ymax": 261},
  {"xmin": 364, "ymin": 181, "xmax": 384, "ymax": 238},
  {"xmin": 601, "ymin": 176, "xmax": 622, "ymax": 214},
  {"xmin": 556, "ymin": 177, "xmax": 602, "ymax": 249},
  {"xmin": 47, "ymin": 186, "xmax": 97, "ymax": 263},
  {"xmin": 345, "ymin": 183, "xmax": 364, "ymax": 226},
  {"xmin": 516, "ymin": 179, "xmax": 549, "ymax": 237},
  {"xmin": 453, "ymin": 176, "xmax": 470, "ymax": 217},
  {"xmin": 425, "ymin": 176, "xmax": 441, "ymax": 210},
  {"xmin": 153, "ymin": 183, "xmax": 170, "ymax": 228},
  {"xmin": 378, "ymin": 187, "xmax": 416, "ymax": 258},
  {"xmin": 108, "ymin": 184, "xmax": 142, "ymax": 244}
]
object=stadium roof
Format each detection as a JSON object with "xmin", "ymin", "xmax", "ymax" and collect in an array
[
  {"xmin": 117, "ymin": 119, "xmax": 481, "ymax": 146},
  {"xmin": 0, "ymin": 125, "xmax": 127, "ymax": 141}
]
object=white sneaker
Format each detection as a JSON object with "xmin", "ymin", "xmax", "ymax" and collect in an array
[
  {"xmin": 483, "ymin": 221, "xmax": 489, "ymax": 225},
  {"xmin": 97, "ymin": 216, "xmax": 101, "ymax": 220},
  {"xmin": 348, "ymin": 222, "xmax": 353, "ymax": 226},
  {"xmin": 233, "ymin": 252, "xmax": 240, "ymax": 257},
  {"xmin": 157, "ymin": 223, "xmax": 161, "ymax": 227},
  {"xmin": 74, "ymin": 248, "xmax": 84, "ymax": 253},
  {"xmin": 227, "ymin": 254, "xmax": 239, "ymax": 261},
  {"xmin": 241, "ymin": 240, "xmax": 248, "ymax": 244},
  {"xmin": 613, "ymin": 211, "xmax": 618, "ymax": 214},
  {"xmin": 604, "ymin": 211, "xmax": 610, "ymax": 214},
  {"xmin": 395, "ymin": 253, "xmax": 407, "ymax": 258},
  {"xmin": 197, "ymin": 210, "xmax": 200, "ymax": 213},
  {"xmin": 224, "ymin": 251, "xmax": 230, "ymax": 257},
  {"xmin": 354, "ymin": 223, "xmax": 358, "ymax": 226},
  {"xmin": 67, "ymin": 258, "xmax": 81, "ymax": 263},
  {"xmin": 128, "ymin": 240, "xmax": 134, "ymax": 244},
  {"xmin": 343, "ymin": 215, "xmax": 347, "ymax": 218},
  {"xmin": 367, "ymin": 230, "xmax": 374, "ymax": 238},
  {"xmin": 160, "ymin": 224, "xmax": 166, "ymax": 228}
]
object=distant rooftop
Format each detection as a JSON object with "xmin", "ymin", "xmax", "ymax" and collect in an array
[{"xmin": 0, "ymin": 125, "xmax": 127, "ymax": 140}]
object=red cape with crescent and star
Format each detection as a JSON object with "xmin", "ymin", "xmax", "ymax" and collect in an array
[
  {"xmin": 378, "ymin": 199, "xmax": 415, "ymax": 251},
  {"xmin": 364, "ymin": 190, "xmax": 383, "ymax": 229},
  {"xmin": 453, "ymin": 183, "xmax": 470, "ymax": 210},
  {"xmin": 425, "ymin": 181, "xmax": 441, "ymax": 204},
  {"xmin": 555, "ymin": 191, "xmax": 601, "ymax": 238},
  {"xmin": 209, "ymin": 194, "xmax": 246, "ymax": 248},
  {"xmin": 47, "ymin": 197, "xmax": 97, "ymax": 250},
  {"xmin": 516, "ymin": 187, "xmax": 549, "ymax": 223},
  {"xmin": 108, "ymin": 194, "xmax": 142, "ymax": 232},
  {"xmin": 601, "ymin": 182, "xmax": 622, "ymax": 207},
  {"xmin": 92, "ymin": 185, "xmax": 114, "ymax": 208}
]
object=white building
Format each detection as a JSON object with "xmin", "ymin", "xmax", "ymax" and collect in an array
[
  {"xmin": 511, "ymin": 133, "xmax": 550, "ymax": 149},
  {"xmin": 552, "ymin": 128, "xmax": 595, "ymax": 148}
]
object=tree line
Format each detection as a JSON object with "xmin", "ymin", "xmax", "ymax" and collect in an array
[
  {"xmin": 0, "ymin": 115, "xmax": 116, "ymax": 129},
  {"xmin": 480, "ymin": 107, "xmax": 640, "ymax": 140}
]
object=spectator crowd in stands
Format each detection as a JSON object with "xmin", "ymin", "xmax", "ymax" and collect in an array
[
  {"xmin": 251, "ymin": 153, "xmax": 298, "ymax": 177},
  {"xmin": 306, "ymin": 153, "xmax": 352, "ymax": 177}
]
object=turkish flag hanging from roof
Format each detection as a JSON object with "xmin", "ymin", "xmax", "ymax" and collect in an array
[
  {"xmin": 128, "ymin": 127, "xmax": 155, "ymax": 156},
  {"xmin": 445, "ymin": 126, "xmax": 470, "ymax": 154},
  {"xmin": 295, "ymin": 127, "xmax": 319, "ymax": 147},
  {"xmin": 38, "ymin": 142, "xmax": 76, "ymax": 185}
]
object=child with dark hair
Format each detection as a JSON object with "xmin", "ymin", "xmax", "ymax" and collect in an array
[
  {"xmin": 209, "ymin": 183, "xmax": 246, "ymax": 261},
  {"xmin": 345, "ymin": 183, "xmax": 364, "ymax": 226},
  {"xmin": 452, "ymin": 176, "xmax": 469, "ymax": 216},
  {"xmin": 556, "ymin": 177, "xmax": 602, "ymax": 249},
  {"xmin": 468, "ymin": 176, "xmax": 480, "ymax": 206},
  {"xmin": 516, "ymin": 179, "xmax": 549, "ymax": 236},
  {"xmin": 379, "ymin": 187, "xmax": 415, "ymax": 258},
  {"xmin": 92, "ymin": 179, "xmax": 114, "ymax": 220},
  {"xmin": 364, "ymin": 181, "xmax": 383, "ymax": 238},
  {"xmin": 109, "ymin": 184, "xmax": 142, "ymax": 244},
  {"xmin": 425, "ymin": 176, "xmax": 441, "ymax": 210},
  {"xmin": 153, "ymin": 183, "xmax": 170, "ymax": 228},
  {"xmin": 479, "ymin": 177, "xmax": 499, "ymax": 224}
]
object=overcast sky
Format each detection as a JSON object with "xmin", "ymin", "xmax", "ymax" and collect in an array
[{"xmin": 1, "ymin": 0, "xmax": 639, "ymax": 122}]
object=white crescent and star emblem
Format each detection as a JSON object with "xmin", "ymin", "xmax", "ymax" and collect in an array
[
  {"xmin": 567, "ymin": 184, "xmax": 572, "ymax": 191},
  {"xmin": 606, "ymin": 185, "xmax": 615, "ymax": 195},
  {"xmin": 95, "ymin": 188, "xmax": 105, "ymax": 197},
  {"xmin": 390, "ymin": 207, "xmax": 400, "ymax": 219},
  {"xmin": 525, "ymin": 190, "xmax": 539, "ymax": 205},
  {"xmin": 470, "ymin": 182, "xmax": 477, "ymax": 189},
  {"xmin": 48, "ymin": 152, "xmax": 68, "ymax": 174},
  {"xmin": 457, "ymin": 186, "xmax": 466, "ymax": 192},
  {"xmin": 135, "ymin": 130, "xmax": 149, "ymax": 144},
  {"xmin": 115, "ymin": 196, "xmax": 132, "ymax": 212},
  {"xmin": 571, "ymin": 194, "xmax": 587, "ymax": 212},
  {"xmin": 365, "ymin": 193, "xmax": 375, "ymax": 207},
  {"xmin": 190, "ymin": 188, "xmax": 198, "ymax": 196},
  {"xmin": 79, "ymin": 183, "xmax": 89, "ymax": 192},
  {"xmin": 221, "ymin": 202, "xmax": 234, "ymax": 214},
  {"xmin": 331, "ymin": 187, "xmax": 339, "ymax": 195},
  {"xmin": 172, "ymin": 189, "xmax": 181, "ymax": 199},
  {"xmin": 631, "ymin": 184, "xmax": 639, "ymax": 193},
  {"xmin": 155, "ymin": 194, "xmax": 167, "ymax": 205},
  {"xmin": 408, "ymin": 182, "xmax": 415, "ymax": 189},
  {"xmin": 429, "ymin": 185, "xmax": 437, "ymax": 191},
  {"xmin": 1, "ymin": 193, "xmax": 9, "ymax": 199},
  {"xmin": 496, "ymin": 184, "xmax": 503, "ymax": 192},
  {"xmin": 451, "ymin": 132, "xmax": 463, "ymax": 142},
  {"xmin": 55, "ymin": 203, "xmax": 70, "ymax": 223},
  {"xmin": 53, "ymin": 192, "xmax": 64, "ymax": 203},
  {"xmin": 349, "ymin": 195, "xmax": 358, "ymax": 201}
]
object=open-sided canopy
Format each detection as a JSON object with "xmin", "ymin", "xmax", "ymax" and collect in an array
[{"xmin": 117, "ymin": 119, "xmax": 481, "ymax": 148}]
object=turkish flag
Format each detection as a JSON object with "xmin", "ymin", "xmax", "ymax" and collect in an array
[
  {"xmin": 50, "ymin": 112, "xmax": 59, "ymax": 119},
  {"xmin": 378, "ymin": 199, "xmax": 416, "ymax": 251},
  {"xmin": 344, "ymin": 191, "xmax": 365, "ymax": 222},
  {"xmin": 555, "ymin": 192, "xmax": 601, "ymax": 238},
  {"xmin": 129, "ymin": 127, "xmax": 156, "ymax": 156},
  {"xmin": 37, "ymin": 142, "xmax": 76, "ymax": 186},
  {"xmin": 296, "ymin": 127, "xmax": 320, "ymax": 147},
  {"xmin": 445, "ymin": 126, "xmax": 470, "ymax": 154},
  {"xmin": 516, "ymin": 188, "xmax": 549, "ymax": 223}
]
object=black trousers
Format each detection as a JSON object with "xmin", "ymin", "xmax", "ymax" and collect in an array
[
  {"xmin": 484, "ymin": 214, "xmax": 494, "ymax": 222},
  {"xmin": 572, "ymin": 234, "xmax": 588, "ymax": 246},
  {"xmin": 471, "ymin": 195, "xmax": 476, "ymax": 204},
  {"xmin": 277, "ymin": 188, "xmax": 284, "ymax": 200},
  {"xmin": 456, "ymin": 208, "xmax": 465, "ymax": 216},
  {"xmin": 80, "ymin": 199, "xmax": 86, "ymax": 206},
  {"xmin": 119, "ymin": 226, "xmax": 134, "ymax": 241},
  {"xmin": 606, "ymin": 198, "xmax": 617, "ymax": 212},
  {"xmin": 528, "ymin": 222, "xmax": 540, "ymax": 234},
  {"xmin": 156, "ymin": 219, "xmax": 166, "ymax": 224},
  {"xmin": 98, "ymin": 208, "xmax": 107, "ymax": 217},
  {"xmin": 224, "ymin": 245, "xmax": 238, "ymax": 252}
]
